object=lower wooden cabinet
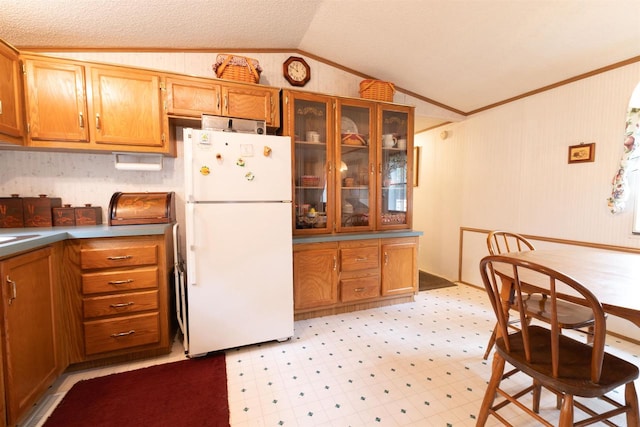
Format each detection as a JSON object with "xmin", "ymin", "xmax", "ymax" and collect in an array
[
  {"xmin": 341, "ymin": 275, "xmax": 380, "ymax": 302},
  {"xmin": 293, "ymin": 236, "xmax": 418, "ymax": 319},
  {"xmin": 293, "ymin": 242, "xmax": 338, "ymax": 310},
  {"xmin": 63, "ymin": 232, "xmax": 174, "ymax": 366},
  {"xmin": 0, "ymin": 230, "xmax": 172, "ymax": 426},
  {"xmin": 0, "ymin": 247, "xmax": 59, "ymax": 427},
  {"xmin": 381, "ymin": 238, "xmax": 418, "ymax": 296}
]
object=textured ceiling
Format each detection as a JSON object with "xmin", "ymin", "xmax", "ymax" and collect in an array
[{"xmin": 2, "ymin": 0, "xmax": 640, "ymax": 121}]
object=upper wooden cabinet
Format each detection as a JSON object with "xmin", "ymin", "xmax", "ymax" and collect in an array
[
  {"xmin": 90, "ymin": 66, "xmax": 164, "ymax": 148},
  {"xmin": 164, "ymin": 75, "xmax": 280, "ymax": 128},
  {"xmin": 21, "ymin": 54, "xmax": 171, "ymax": 156},
  {"xmin": 282, "ymin": 90, "xmax": 335, "ymax": 235},
  {"xmin": 165, "ymin": 76, "xmax": 220, "ymax": 117},
  {"xmin": 23, "ymin": 57, "xmax": 89, "ymax": 144},
  {"xmin": 224, "ymin": 84, "xmax": 279, "ymax": 128},
  {"xmin": 0, "ymin": 40, "xmax": 24, "ymax": 145},
  {"xmin": 376, "ymin": 103, "xmax": 414, "ymax": 230}
]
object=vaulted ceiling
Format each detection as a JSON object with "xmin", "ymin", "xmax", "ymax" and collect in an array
[{"xmin": 3, "ymin": 0, "xmax": 640, "ymax": 131}]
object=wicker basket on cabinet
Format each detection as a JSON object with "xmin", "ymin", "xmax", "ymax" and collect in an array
[
  {"xmin": 359, "ymin": 79, "xmax": 395, "ymax": 102},
  {"xmin": 213, "ymin": 54, "xmax": 262, "ymax": 84}
]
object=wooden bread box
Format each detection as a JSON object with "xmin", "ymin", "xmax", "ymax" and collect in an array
[{"xmin": 108, "ymin": 192, "xmax": 176, "ymax": 226}]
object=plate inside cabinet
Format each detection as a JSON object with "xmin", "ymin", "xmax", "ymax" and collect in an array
[{"xmin": 341, "ymin": 116, "xmax": 358, "ymax": 135}]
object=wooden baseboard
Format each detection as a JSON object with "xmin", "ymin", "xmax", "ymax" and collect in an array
[{"xmin": 294, "ymin": 295, "xmax": 415, "ymax": 321}]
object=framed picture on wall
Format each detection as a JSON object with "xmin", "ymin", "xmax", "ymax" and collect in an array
[{"xmin": 568, "ymin": 143, "xmax": 595, "ymax": 164}]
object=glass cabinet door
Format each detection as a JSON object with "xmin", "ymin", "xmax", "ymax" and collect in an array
[
  {"xmin": 336, "ymin": 100, "xmax": 375, "ymax": 232},
  {"xmin": 378, "ymin": 105, "xmax": 413, "ymax": 230},
  {"xmin": 289, "ymin": 93, "xmax": 334, "ymax": 234}
]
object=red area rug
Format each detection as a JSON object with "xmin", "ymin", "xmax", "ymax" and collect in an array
[{"xmin": 43, "ymin": 353, "xmax": 229, "ymax": 427}]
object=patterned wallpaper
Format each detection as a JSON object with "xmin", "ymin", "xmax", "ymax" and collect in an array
[{"xmin": 0, "ymin": 141, "xmax": 185, "ymax": 226}]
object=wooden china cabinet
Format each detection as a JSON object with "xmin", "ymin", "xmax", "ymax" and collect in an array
[
  {"xmin": 283, "ymin": 89, "xmax": 418, "ymax": 319},
  {"xmin": 282, "ymin": 89, "xmax": 413, "ymax": 235}
]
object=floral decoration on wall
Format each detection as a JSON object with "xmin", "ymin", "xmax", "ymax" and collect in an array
[{"xmin": 607, "ymin": 107, "xmax": 640, "ymax": 213}]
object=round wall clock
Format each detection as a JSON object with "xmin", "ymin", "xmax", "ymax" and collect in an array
[{"xmin": 283, "ymin": 56, "xmax": 310, "ymax": 87}]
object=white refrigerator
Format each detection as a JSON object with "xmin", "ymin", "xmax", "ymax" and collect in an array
[{"xmin": 183, "ymin": 127, "xmax": 294, "ymax": 356}]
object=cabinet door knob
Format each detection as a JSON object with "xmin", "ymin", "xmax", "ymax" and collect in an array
[
  {"xmin": 95, "ymin": 113, "xmax": 101, "ymax": 130},
  {"xmin": 79, "ymin": 112, "xmax": 84, "ymax": 129}
]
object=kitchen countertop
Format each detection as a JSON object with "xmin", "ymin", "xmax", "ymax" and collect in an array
[
  {"xmin": 1, "ymin": 226, "xmax": 423, "ymax": 257},
  {"xmin": 293, "ymin": 230, "xmax": 423, "ymax": 244},
  {"xmin": 0, "ymin": 224, "xmax": 173, "ymax": 258}
]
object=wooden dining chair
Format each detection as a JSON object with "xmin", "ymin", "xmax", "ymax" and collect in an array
[
  {"xmin": 477, "ymin": 255, "xmax": 639, "ymax": 426},
  {"xmin": 483, "ymin": 231, "xmax": 596, "ymax": 360}
]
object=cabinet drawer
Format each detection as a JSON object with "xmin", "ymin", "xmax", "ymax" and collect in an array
[
  {"xmin": 341, "ymin": 276, "xmax": 380, "ymax": 302},
  {"xmin": 340, "ymin": 246, "xmax": 379, "ymax": 272},
  {"xmin": 80, "ymin": 244, "xmax": 158, "ymax": 269},
  {"xmin": 83, "ymin": 290, "xmax": 158, "ymax": 319},
  {"xmin": 82, "ymin": 267, "xmax": 158, "ymax": 294},
  {"xmin": 84, "ymin": 312, "xmax": 160, "ymax": 355}
]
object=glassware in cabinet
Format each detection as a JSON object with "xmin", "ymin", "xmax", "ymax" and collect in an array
[
  {"xmin": 378, "ymin": 105, "xmax": 414, "ymax": 230},
  {"xmin": 336, "ymin": 100, "xmax": 375, "ymax": 232},
  {"xmin": 286, "ymin": 92, "xmax": 334, "ymax": 234}
]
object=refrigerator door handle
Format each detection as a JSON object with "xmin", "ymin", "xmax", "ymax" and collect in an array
[
  {"xmin": 184, "ymin": 129, "xmax": 194, "ymax": 202},
  {"xmin": 186, "ymin": 203, "xmax": 196, "ymax": 286}
]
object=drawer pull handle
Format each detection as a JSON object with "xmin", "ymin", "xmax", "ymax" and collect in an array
[
  {"xmin": 354, "ymin": 287, "xmax": 365, "ymax": 292},
  {"xmin": 110, "ymin": 302, "xmax": 134, "ymax": 308},
  {"xmin": 108, "ymin": 279, "xmax": 134, "ymax": 285},
  {"xmin": 355, "ymin": 257, "xmax": 368, "ymax": 262},
  {"xmin": 111, "ymin": 330, "xmax": 135, "ymax": 338},
  {"xmin": 107, "ymin": 255, "xmax": 132, "ymax": 261}
]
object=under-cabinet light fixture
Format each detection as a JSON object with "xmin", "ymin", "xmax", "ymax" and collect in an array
[{"xmin": 113, "ymin": 152, "xmax": 163, "ymax": 171}]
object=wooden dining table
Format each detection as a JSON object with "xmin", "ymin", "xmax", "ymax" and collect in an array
[{"xmin": 493, "ymin": 248, "xmax": 640, "ymax": 328}]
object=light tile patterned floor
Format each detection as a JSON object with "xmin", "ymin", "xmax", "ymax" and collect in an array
[{"xmin": 25, "ymin": 285, "xmax": 640, "ymax": 426}]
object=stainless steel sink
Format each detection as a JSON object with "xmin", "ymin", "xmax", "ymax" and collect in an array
[{"xmin": 0, "ymin": 235, "xmax": 39, "ymax": 244}]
